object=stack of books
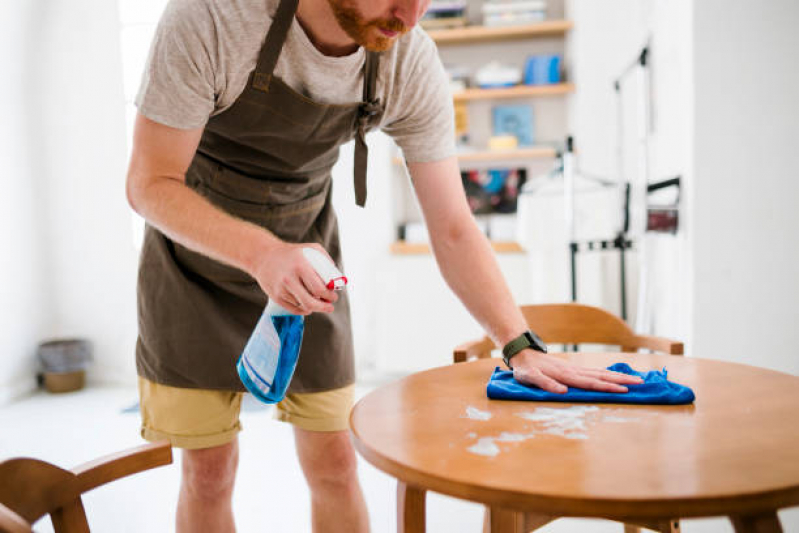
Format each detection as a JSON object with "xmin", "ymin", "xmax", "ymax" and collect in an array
[
  {"xmin": 420, "ymin": 1, "xmax": 468, "ymax": 30},
  {"xmin": 481, "ymin": 0, "xmax": 547, "ymax": 27}
]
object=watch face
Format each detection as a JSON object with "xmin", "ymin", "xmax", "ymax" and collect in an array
[{"xmin": 524, "ymin": 330, "xmax": 547, "ymax": 352}]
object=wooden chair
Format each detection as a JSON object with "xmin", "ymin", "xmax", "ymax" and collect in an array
[
  {"xmin": 0, "ymin": 441, "xmax": 172, "ymax": 533},
  {"xmin": 455, "ymin": 302, "xmax": 683, "ymax": 363},
  {"xmin": 453, "ymin": 303, "xmax": 683, "ymax": 533}
]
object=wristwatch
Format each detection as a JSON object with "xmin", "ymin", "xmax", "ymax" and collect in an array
[{"xmin": 502, "ymin": 330, "xmax": 548, "ymax": 369}]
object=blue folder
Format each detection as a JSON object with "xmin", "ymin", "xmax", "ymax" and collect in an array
[{"xmin": 486, "ymin": 363, "xmax": 695, "ymax": 405}]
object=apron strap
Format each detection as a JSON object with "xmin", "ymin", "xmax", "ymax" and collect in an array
[
  {"xmin": 252, "ymin": 0, "xmax": 299, "ymax": 91},
  {"xmin": 249, "ymin": 0, "xmax": 381, "ymax": 208},
  {"xmin": 354, "ymin": 51, "xmax": 382, "ymax": 207}
]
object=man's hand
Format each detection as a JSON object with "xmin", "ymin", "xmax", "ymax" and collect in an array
[
  {"xmin": 510, "ymin": 349, "xmax": 644, "ymax": 394},
  {"xmin": 250, "ymin": 242, "xmax": 339, "ymax": 316}
]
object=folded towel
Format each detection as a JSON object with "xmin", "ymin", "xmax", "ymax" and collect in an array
[{"xmin": 486, "ymin": 363, "xmax": 695, "ymax": 405}]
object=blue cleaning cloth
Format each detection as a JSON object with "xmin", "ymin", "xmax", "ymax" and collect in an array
[{"xmin": 487, "ymin": 363, "xmax": 695, "ymax": 405}]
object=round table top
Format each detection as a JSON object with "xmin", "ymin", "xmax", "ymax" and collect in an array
[{"xmin": 350, "ymin": 353, "xmax": 799, "ymax": 519}]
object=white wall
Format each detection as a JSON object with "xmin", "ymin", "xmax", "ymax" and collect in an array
[
  {"xmin": 331, "ymin": 136, "xmax": 397, "ymax": 372},
  {"xmin": 0, "ymin": 1, "xmax": 51, "ymax": 403},
  {"xmin": 692, "ymin": 0, "xmax": 799, "ymax": 374},
  {"xmin": 568, "ymin": 0, "xmax": 799, "ymax": 377},
  {"xmin": 0, "ymin": 0, "xmax": 138, "ymax": 400},
  {"xmin": 40, "ymin": 0, "xmax": 139, "ymax": 385}
]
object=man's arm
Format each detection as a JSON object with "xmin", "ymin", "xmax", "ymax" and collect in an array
[
  {"xmin": 407, "ymin": 156, "xmax": 642, "ymax": 393},
  {"xmin": 125, "ymin": 113, "xmax": 336, "ymax": 314}
]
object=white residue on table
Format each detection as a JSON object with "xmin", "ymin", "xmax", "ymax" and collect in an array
[
  {"xmin": 463, "ymin": 406, "xmax": 493, "ymax": 421},
  {"xmin": 516, "ymin": 405, "xmax": 599, "ymax": 439},
  {"xmin": 465, "ymin": 405, "xmax": 642, "ymax": 457}
]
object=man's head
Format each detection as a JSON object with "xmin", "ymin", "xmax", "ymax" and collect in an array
[{"xmin": 327, "ymin": 0, "xmax": 431, "ymax": 52}]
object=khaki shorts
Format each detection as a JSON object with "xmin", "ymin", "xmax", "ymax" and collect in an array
[{"xmin": 138, "ymin": 377, "xmax": 354, "ymax": 450}]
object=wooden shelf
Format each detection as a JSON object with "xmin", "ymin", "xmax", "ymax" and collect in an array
[
  {"xmin": 427, "ymin": 20, "xmax": 573, "ymax": 45},
  {"xmin": 458, "ymin": 146, "xmax": 557, "ymax": 162},
  {"xmin": 392, "ymin": 146, "xmax": 557, "ymax": 166},
  {"xmin": 453, "ymin": 83, "xmax": 574, "ymax": 102},
  {"xmin": 391, "ymin": 241, "xmax": 525, "ymax": 255}
]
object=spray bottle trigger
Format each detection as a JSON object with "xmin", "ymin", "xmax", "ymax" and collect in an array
[{"xmin": 302, "ymin": 248, "xmax": 347, "ymax": 290}]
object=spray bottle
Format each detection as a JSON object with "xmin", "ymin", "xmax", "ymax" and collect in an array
[{"xmin": 237, "ymin": 247, "xmax": 347, "ymax": 404}]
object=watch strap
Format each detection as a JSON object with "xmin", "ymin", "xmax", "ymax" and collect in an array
[{"xmin": 502, "ymin": 330, "xmax": 547, "ymax": 369}]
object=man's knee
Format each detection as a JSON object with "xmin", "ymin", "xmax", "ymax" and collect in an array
[
  {"xmin": 295, "ymin": 429, "xmax": 359, "ymax": 491},
  {"xmin": 181, "ymin": 439, "xmax": 239, "ymax": 501}
]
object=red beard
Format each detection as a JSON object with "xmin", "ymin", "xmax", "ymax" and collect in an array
[{"xmin": 328, "ymin": 0, "xmax": 408, "ymax": 52}]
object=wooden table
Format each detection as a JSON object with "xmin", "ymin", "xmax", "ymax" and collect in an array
[{"xmin": 350, "ymin": 353, "xmax": 799, "ymax": 533}]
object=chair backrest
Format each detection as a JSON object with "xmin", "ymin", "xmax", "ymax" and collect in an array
[
  {"xmin": 0, "ymin": 458, "xmax": 87, "ymax": 533},
  {"xmin": 521, "ymin": 303, "xmax": 640, "ymax": 347},
  {"xmin": 0, "ymin": 442, "xmax": 172, "ymax": 533},
  {"xmin": 454, "ymin": 303, "xmax": 683, "ymax": 363}
]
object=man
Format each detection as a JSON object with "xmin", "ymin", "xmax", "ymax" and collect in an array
[{"xmin": 126, "ymin": 0, "xmax": 642, "ymax": 531}]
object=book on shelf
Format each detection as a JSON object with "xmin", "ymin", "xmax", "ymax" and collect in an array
[
  {"xmin": 482, "ymin": 0, "xmax": 547, "ymax": 14},
  {"xmin": 421, "ymin": 1, "xmax": 468, "ymax": 29},
  {"xmin": 482, "ymin": 0, "xmax": 547, "ymax": 27}
]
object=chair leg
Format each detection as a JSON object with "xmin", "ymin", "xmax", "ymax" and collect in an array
[
  {"xmin": 50, "ymin": 499, "xmax": 89, "ymax": 533},
  {"xmin": 730, "ymin": 512, "xmax": 783, "ymax": 533},
  {"xmin": 397, "ymin": 481, "xmax": 426, "ymax": 533}
]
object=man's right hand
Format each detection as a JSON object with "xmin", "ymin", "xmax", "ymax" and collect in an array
[{"xmin": 250, "ymin": 242, "xmax": 339, "ymax": 316}]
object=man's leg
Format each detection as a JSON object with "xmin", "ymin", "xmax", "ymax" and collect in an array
[
  {"xmin": 294, "ymin": 427, "xmax": 369, "ymax": 533},
  {"xmin": 138, "ymin": 377, "xmax": 244, "ymax": 533},
  {"xmin": 176, "ymin": 438, "xmax": 239, "ymax": 533}
]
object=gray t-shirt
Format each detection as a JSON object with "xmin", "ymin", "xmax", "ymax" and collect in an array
[{"xmin": 136, "ymin": 0, "xmax": 455, "ymax": 163}]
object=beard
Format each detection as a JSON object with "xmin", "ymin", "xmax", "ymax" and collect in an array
[{"xmin": 327, "ymin": 0, "xmax": 409, "ymax": 52}]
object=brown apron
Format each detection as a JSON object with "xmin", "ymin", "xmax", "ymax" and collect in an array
[{"xmin": 135, "ymin": 0, "xmax": 383, "ymax": 393}]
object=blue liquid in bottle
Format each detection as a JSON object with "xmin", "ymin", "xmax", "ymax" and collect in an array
[
  {"xmin": 237, "ymin": 309, "xmax": 305, "ymax": 404},
  {"xmin": 237, "ymin": 246, "xmax": 347, "ymax": 404}
]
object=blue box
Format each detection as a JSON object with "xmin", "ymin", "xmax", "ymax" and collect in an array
[{"xmin": 524, "ymin": 55, "xmax": 561, "ymax": 85}]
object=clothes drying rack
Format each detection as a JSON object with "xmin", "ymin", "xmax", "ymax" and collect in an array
[{"xmin": 557, "ymin": 43, "xmax": 681, "ymax": 326}]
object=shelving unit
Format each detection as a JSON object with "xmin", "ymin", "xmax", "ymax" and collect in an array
[
  {"xmin": 458, "ymin": 145, "xmax": 557, "ymax": 162},
  {"xmin": 389, "ymin": 10, "xmax": 574, "ymax": 256},
  {"xmin": 427, "ymin": 20, "xmax": 573, "ymax": 45},
  {"xmin": 453, "ymin": 83, "xmax": 574, "ymax": 102}
]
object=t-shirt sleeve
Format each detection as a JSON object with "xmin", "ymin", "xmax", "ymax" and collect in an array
[
  {"xmin": 381, "ymin": 33, "xmax": 456, "ymax": 163},
  {"xmin": 135, "ymin": 0, "xmax": 219, "ymax": 130}
]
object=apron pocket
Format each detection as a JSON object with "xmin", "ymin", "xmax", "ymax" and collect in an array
[{"xmin": 195, "ymin": 164, "xmax": 331, "ymax": 243}]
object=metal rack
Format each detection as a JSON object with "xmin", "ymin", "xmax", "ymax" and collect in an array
[{"xmin": 559, "ymin": 44, "xmax": 682, "ymax": 326}]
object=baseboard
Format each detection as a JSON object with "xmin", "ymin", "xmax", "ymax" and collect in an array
[{"xmin": 0, "ymin": 379, "xmax": 37, "ymax": 406}]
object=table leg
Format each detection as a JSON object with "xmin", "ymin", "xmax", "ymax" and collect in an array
[
  {"xmin": 730, "ymin": 512, "xmax": 783, "ymax": 533},
  {"xmin": 397, "ymin": 481, "xmax": 426, "ymax": 533},
  {"xmin": 625, "ymin": 519, "xmax": 680, "ymax": 533},
  {"xmin": 482, "ymin": 508, "xmax": 555, "ymax": 533},
  {"xmin": 483, "ymin": 506, "xmax": 526, "ymax": 533}
]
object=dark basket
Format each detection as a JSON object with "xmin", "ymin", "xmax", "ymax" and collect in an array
[{"xmin": 38, "ymin": 338, "xmax": 92, "ymax": 372}]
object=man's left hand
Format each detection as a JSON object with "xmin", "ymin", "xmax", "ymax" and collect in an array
[{"xmin": 510, "ymin": 350, "xmax": 644, "ymax": 394}]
